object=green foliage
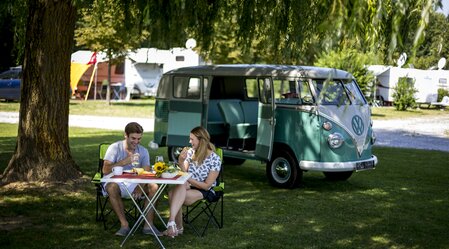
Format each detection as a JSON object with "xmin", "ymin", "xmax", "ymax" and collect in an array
[
  {"xmin": 75, "ymin": 0, "xmax": 149, "ymax": 61},
  {"xmin": 314, "ymin": 48, "xmax": 380, "ymax": 102},
  {"xmin": 0, "ymin": 0, "xmax": 27, "ymax": 70},
  {"xmin": 392, "ymin": 77, "xmax": 418, "ymax": 110},
  {"xmin": 437, "ymin": 88, "xmax": 449, "ymax": 101},
  {"xmin": 2, "ymin": 0, "xmax": 446, "ymax": 67},
  {"xmin": 412, "ymin": 12, "xmax": 449, "ymax": 69}
]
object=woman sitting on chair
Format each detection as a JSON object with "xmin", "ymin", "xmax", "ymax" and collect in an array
[{"xmin": 164, "ymin": 126, "xmax": 222, "ymax": 237}]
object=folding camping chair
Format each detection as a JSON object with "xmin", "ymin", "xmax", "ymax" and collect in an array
[
  {"xmin": 91, "ymin": 143, "xmax": 143, "ymax": 230},
  {"xmin": 182, "ymin": 147, "xmax": 224, "ymax": 237}
]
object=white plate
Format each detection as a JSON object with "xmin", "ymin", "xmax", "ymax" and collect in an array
[
  {"xmin": 123, "ymin": 170, "xmax": 134, "ymax": 174},
  {"xmin": 161, "ymin": 172, "xmax": 178, "ymax": 178}
]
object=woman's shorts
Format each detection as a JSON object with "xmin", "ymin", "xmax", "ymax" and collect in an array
[{"xmin": 191, "ymin": 187, "xmax": 220, "ymax": 202}]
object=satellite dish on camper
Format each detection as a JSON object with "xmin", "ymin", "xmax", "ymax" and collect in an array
[
  {"xmin": 185, "ymin": 38, "xmax": 197, "ymax": 49},
  {"xmin": 438, "ymin": 57, "xmax": 446, "ymax": 70},
  {"xmin": 397, "ymin": 53, "xmax": 407, "ymax": 68}
]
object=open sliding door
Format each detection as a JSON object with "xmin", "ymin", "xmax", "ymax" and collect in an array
[
  {"xmin": 255, "ymin": 77, "xmax": 275, "ymax": 160},
  {"xmin": 167, "ymin": 76, "xmax": 203, "ymax": 146}
]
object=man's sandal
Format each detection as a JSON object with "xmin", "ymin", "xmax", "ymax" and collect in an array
[{"xmin": 163, "ymin": 221, "xmax": 178, "ymax": 238}]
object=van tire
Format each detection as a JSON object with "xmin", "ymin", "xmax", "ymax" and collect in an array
[
  {"xmin": 130, "ymin": 87, "xmax": 141, "ymax": 99},
  {"xmin": 168, "ymin": 146, "xmax": 184, "ymax": 162},
  {"xmin": 323, "ymin": 171, "xmax": 353, "ymax": 181},
  {"xmin": 266, "ymin": 150, "xmax": 302, "ymax": 188}
]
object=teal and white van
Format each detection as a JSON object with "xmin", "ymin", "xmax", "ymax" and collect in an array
[{"xmin": 151, "ymin": 65, "xmax": 377, "ymax": 188}]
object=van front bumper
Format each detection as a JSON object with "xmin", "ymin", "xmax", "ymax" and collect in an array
[{"xmin": 299, "ymin": 155, "xmax": 378, "ymax": 172}]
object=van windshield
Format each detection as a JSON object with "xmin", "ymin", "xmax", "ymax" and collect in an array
[{"xmin": 312, "ymin": 79, "xmax": 366, "ymax": 106}]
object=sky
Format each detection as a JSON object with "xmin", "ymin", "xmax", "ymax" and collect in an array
[{"xmin": 437, "ymin": 0, "xmax": 449, "ymax": 15}]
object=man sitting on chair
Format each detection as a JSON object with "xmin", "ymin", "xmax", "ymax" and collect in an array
[{"xmin": 102, "ymin": 122, "xmax": 161, "ymax": 237}]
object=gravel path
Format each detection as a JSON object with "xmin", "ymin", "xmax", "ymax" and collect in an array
[
  {"xmin": 373, "ymin": 115, "xmax": 449, "ymax": 152},
  {"xmin": 1, "ymin": 111, "xmax": 448, "ymax": 152}
]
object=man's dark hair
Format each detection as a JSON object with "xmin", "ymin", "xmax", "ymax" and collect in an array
[{"xmin": 125, "ymin": 122, "xmax": 143, "ymax": 135}]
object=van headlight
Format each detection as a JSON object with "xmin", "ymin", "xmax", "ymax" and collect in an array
[{"xmin": 328, "ymin": 133, "xmax": 344, "ymax": 149}]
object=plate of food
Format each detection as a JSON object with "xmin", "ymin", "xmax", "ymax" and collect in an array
[{"xmin": 133, "ymin": 168, "xmax": 145, "ymax": 174}]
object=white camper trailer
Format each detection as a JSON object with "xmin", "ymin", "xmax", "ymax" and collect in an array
[
  {"xmin": 126, "ymin": 48, "xmax": 205, "ymax": 97},
  {"xmin": 368, "ymin": 66, "xmax": 449, "ymax": 105},
  {"xmin": 71, "ymin": 48, "xmax": 205, "ymax": 100}
]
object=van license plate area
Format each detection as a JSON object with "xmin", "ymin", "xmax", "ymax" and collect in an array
[{"xmin": 356, "ymin": 161, "xmax": 375, "ymax": 171}]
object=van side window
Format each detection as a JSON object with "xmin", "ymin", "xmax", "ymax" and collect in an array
[
  {"xmin": 157, "ymin": 75, "xmax": 170, "ymax": 99},
  {"xmin": 173, "ymin": 76, "xmax": 201, "ymax": 99},
  {"xmin": 299, "ymin": 80, "xmax": 314, "ymax": 104},
  {"xmin": 273, "ymin": 79, "xmax": 299, "ymax": 105},
  {"xmin": 245, "ymin": 78, "xmax": 258, "ymax": 98}
]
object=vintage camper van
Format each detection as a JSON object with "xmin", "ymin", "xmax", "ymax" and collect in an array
[{"xmin": 151, "ymin": 65, "xmax": 377, "ymax": 188}]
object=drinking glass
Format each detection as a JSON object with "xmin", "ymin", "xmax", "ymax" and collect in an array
[
  {"xmin": 131, "ymin": 153, "xmax": 140, "ymax": 168},
  {"xmin": 155, "ymin": 155, "xmax": 164, "ymax": 163}
]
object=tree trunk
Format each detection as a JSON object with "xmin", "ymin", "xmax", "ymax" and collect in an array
[{"xmin": 1, "ymin": 0, "xmax": 81, "ymax": 183}]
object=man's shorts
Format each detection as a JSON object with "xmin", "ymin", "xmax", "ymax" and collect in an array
[{"xmin": 102, "ymin": 182, "xmax": 138, "ymax": 198}]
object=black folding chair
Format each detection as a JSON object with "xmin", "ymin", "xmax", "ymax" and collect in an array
[
  {"xmin": 91, "ymin": 143, "xmax": 142, "ymax": 230},
  {"xmin": 182, "ymin": 148, "xmax": 224, "ymax": 237}
]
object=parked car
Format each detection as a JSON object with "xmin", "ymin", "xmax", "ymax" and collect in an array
[{"xmin": 0, "ymin": 66, "xmax": 21, "ymax": 101}]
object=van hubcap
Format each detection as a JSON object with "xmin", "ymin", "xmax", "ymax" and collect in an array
[{"xmin": 272, "ymin": 158, "xmax": 291, "ymax": 183}]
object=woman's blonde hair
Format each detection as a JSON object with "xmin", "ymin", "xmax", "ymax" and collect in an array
[{"xmin": 191, "ymin": 126, "xmax": 215, "ymax": 165}]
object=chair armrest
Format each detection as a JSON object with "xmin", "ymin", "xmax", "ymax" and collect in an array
[{"xmin": 91, "ymin": 172, "xmax": 102, "ymax": 184}]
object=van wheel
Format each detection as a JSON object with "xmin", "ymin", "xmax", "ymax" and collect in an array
[
  {"xmin": 323, "ymin": 171, "xmax": 353, "ymax": 181},
  {"xmin": 223, "ymin": 157, "xmax": 246, "ymax": 165},
  {"xmin": 130, "ymin": 87, "xmax": 141, "ymax": 99},
  {"xmin": 168, "ymin": 146, "xmax": 183, "ymax": 162},
  {"xmin": 266, "ymin": 150, "xmax": 302, "ymax": 188}
]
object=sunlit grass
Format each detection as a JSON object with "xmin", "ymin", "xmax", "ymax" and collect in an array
[
  {"xmin": 2, "ymin": 99, "xmax": 448, "ymax": 121},
  {"xmin": 69, "ymin": 99, "xmax": 155, "ymax": 117},
  {"xmin": 371, "ymin": 106, "xmax": 448, "ymax": 120},
  {"xmin": 0, "ymin": 98, "xmax": 155, "ymax": 117}
]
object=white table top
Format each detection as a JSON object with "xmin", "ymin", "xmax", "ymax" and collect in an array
[{"xmin": 101, "ymin": 172, "xmax": 191, "ymax": 184}]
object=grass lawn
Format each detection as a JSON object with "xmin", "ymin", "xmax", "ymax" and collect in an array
[
  {"xmin": 1, "ymin": 123, "xmax": 448, "ymax": 249},
  {"xmin": 0, "ymin": 98, "xmax": 155, "ymax": 117},
  {"xmin": 370, "ymin": 106, "xmax": 448, "ymax": 120},
  {"xmin": 1, "ymin": 99, "xmax": 448, "ymax": 120}
]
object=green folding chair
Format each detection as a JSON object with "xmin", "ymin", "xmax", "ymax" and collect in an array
[
  {"xmin": 183, "ymin": 147, "xmax": 224, "ymax": 237},
  {"xmin": 92, "ymin": 143, "xmax": 142, "ymax": 230}
]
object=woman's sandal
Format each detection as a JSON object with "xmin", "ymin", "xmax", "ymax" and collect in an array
[{"xmin": 163, "ymin": 221, "xmax": 178, "ymax": 238}]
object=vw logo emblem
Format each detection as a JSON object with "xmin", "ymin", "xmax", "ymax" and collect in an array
[{"xmin": 351, "ymin": 115, "xmax": 364, "ymax": 135}]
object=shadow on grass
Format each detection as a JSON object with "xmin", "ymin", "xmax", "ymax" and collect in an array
[
  {"xmin": 1, "ymin": 130, "xmax": 449, "ymax": 248},
  {"xmin": 109, "ymin": 101, "xmax": 155, "ymax": 108}
]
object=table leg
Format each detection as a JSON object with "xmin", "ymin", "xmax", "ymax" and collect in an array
[{"xmin": 120, "ymin": 184, "xmax": 167, "ymax": 248}]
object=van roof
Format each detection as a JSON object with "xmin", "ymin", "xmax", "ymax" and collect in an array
[{"xmin": 165, "ymin": 64, "xmax": 354, "ymax": 79}]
